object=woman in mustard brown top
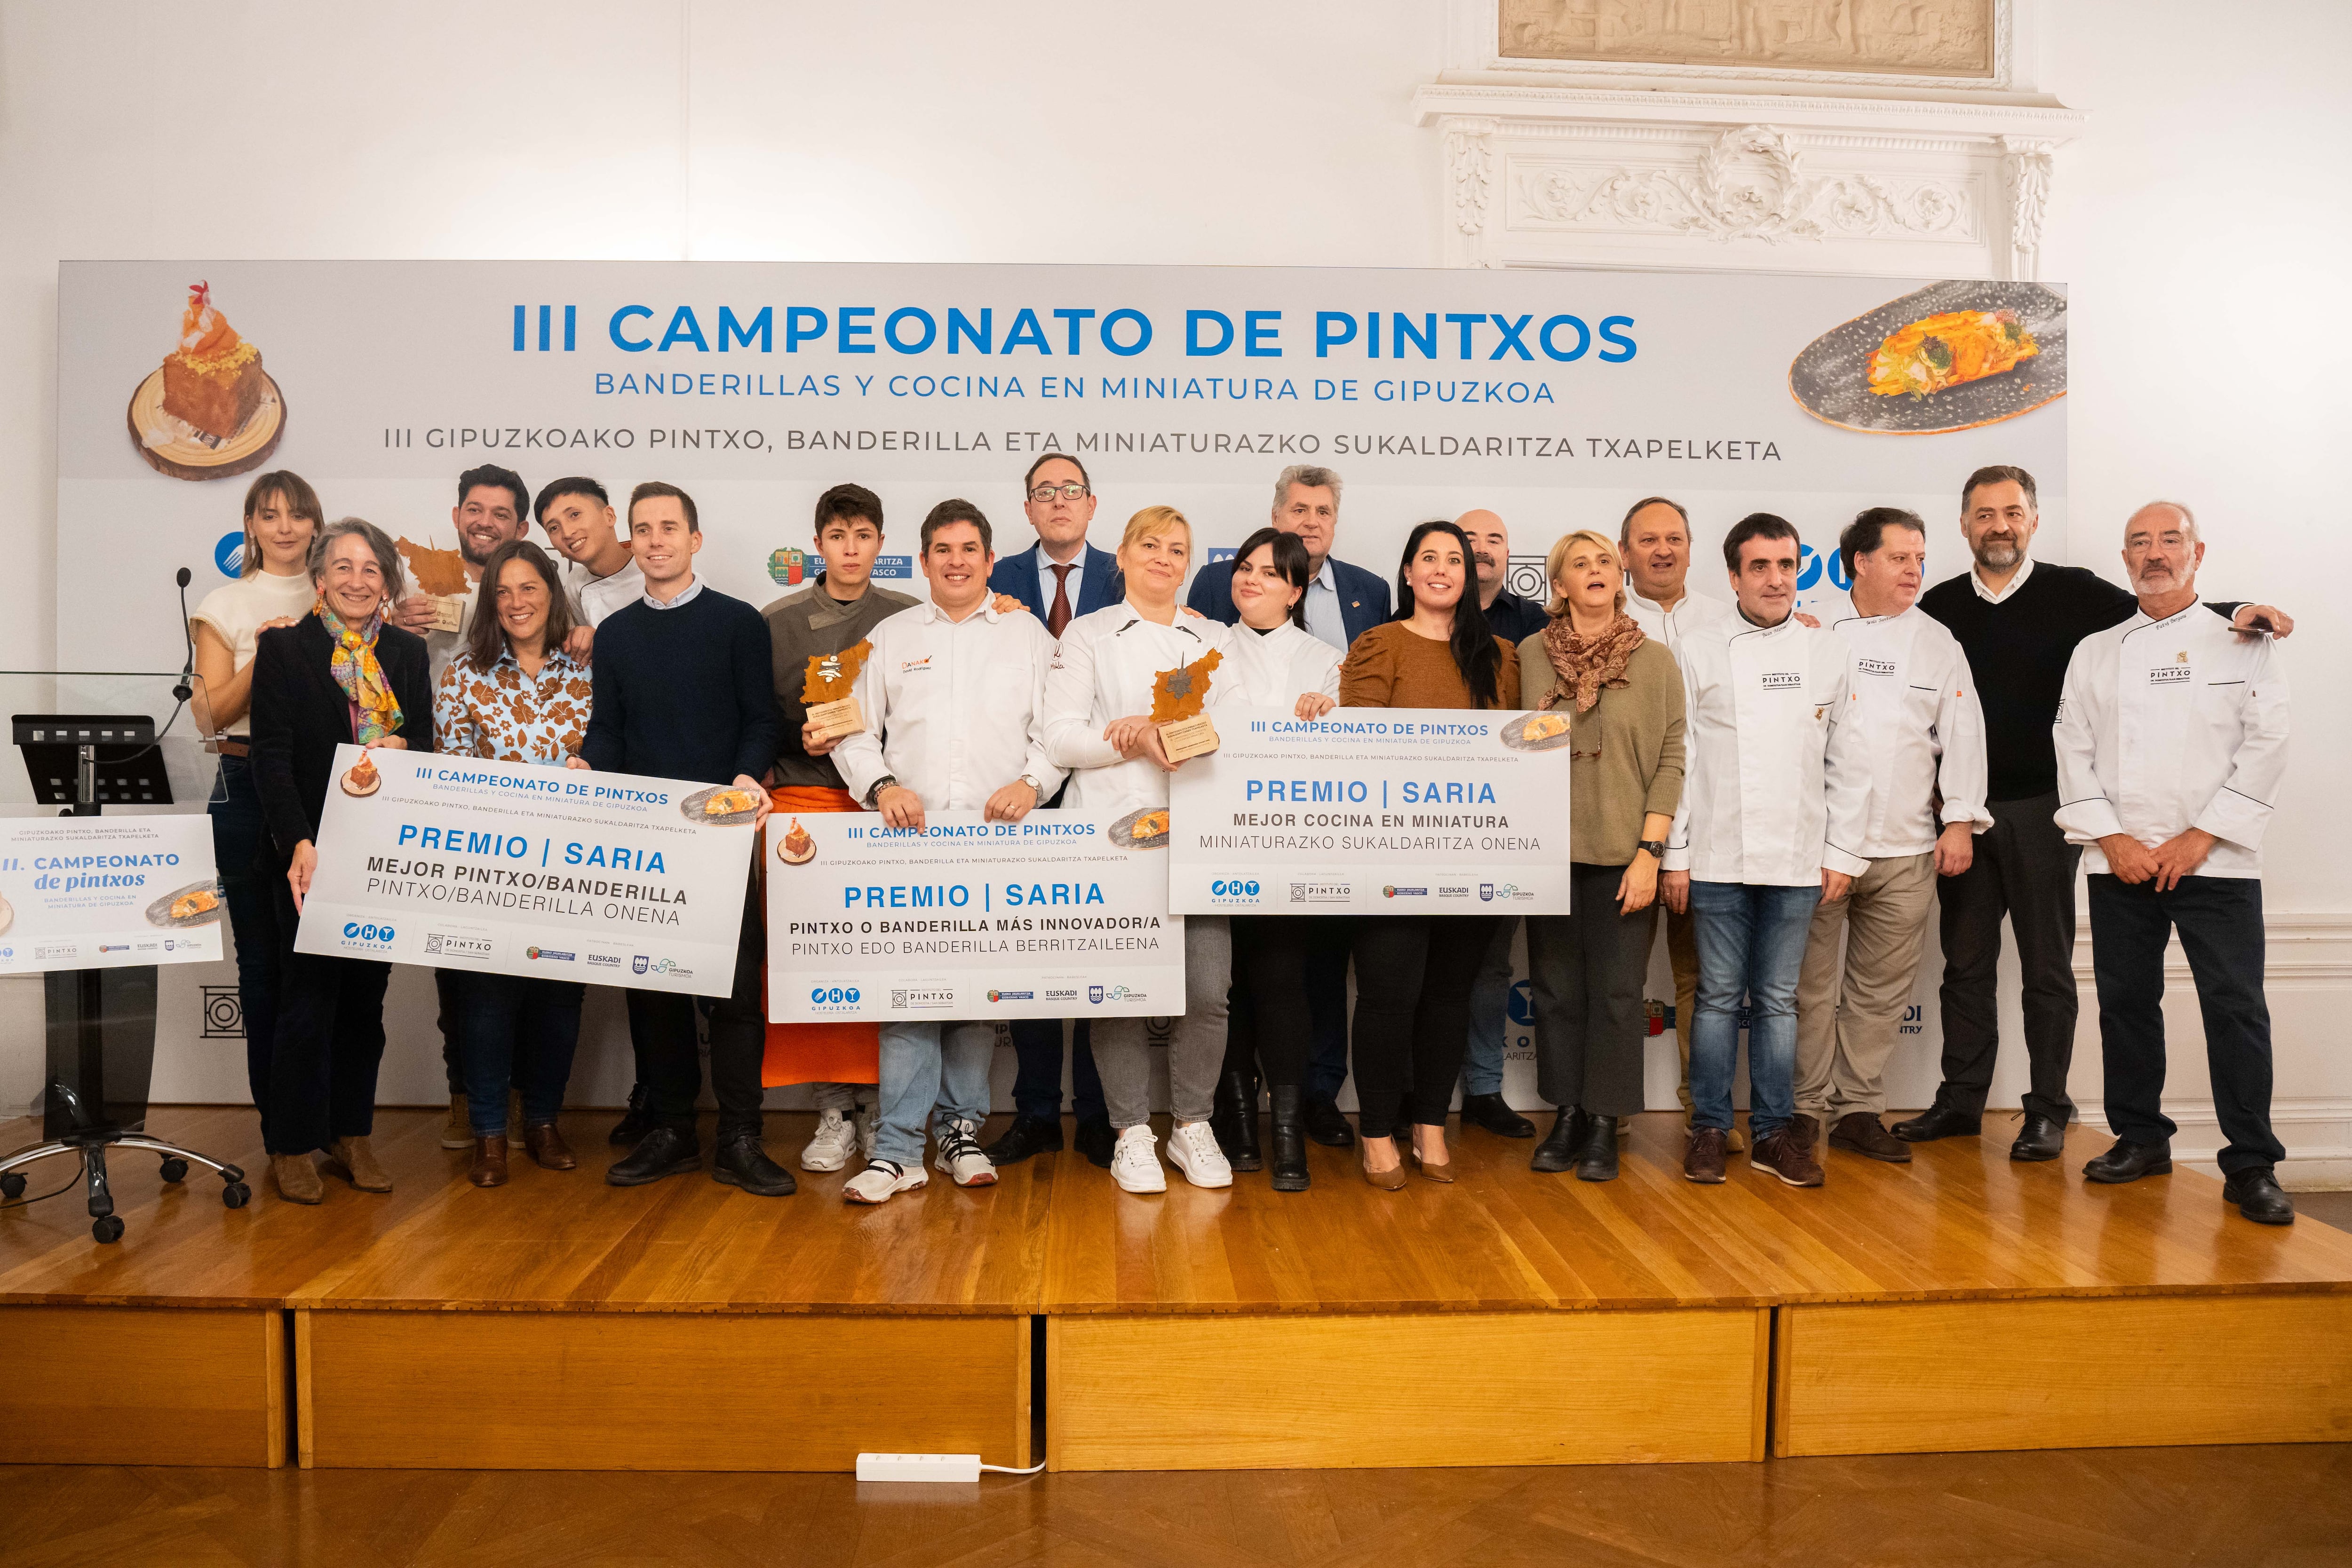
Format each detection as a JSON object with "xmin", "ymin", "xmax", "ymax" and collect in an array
[
  {"xmin": 1337, "ymin": 520, "xmax": 1521, "ymax": 1188},
  {"xmin": 1518, "ymin": 529, "xmax": 1685, "ymax": 1180}
]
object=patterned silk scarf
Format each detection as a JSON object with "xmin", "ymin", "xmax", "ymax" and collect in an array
[
  {"xmin": 315, "ymin": 603, "xmax": 403, "ymax": 744},
  {"xmin": 1539, "ymin": 610, "xmax": 1646, "ymax": 713}
]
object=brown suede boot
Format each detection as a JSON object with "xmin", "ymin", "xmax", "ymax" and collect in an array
[
  {"xmin": 469, "ymin": 1136, "xmax": 509, "ymax": 1188},
  {"xmin": 441, "ymin": 1093, "xmax": 472, "ymax": 1150},
  {"xmin": 522, "ymin": 1122, "xmax": 577, "ymax": 1171},
  {"xmin": 327, "ymin": 1136, "xmax": 393, "ymax": 1193},
  {"xmin": 1750, "ymin": 1124, "xmax": 1825, "ymax": 1188},
  {"xmin": 271, "ymin": 1153, "xmax": 323, "ymax": 1204},
  {"xmin": 1684, "ymin": 1125, "xmax": 1728, "ymax": 1184}
]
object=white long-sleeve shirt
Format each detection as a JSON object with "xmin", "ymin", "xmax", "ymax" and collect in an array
[
  {"xmin": 1042, "ymin": 602, "xmax": 1231, "ymax": 817},
  {"xmin": 1626, "ymin": 586, "xmax": 1737, "ymax": 662},
  {"xmin": 1825, "ymin": 605, "xmax": 1991, "ymax": 858},
  {"xmin": 832, "ymin": 600, "xmax": 1064, "ymax": 811},
  {"xmin": 1223, "ymin": 619, "xmax": 1342, "ymax": 707},
  {"xmin": 1665, "ymin": 611, "xmax": 1873, "ymax": 886},
  {"xmin": 2053, "ymin": 599, "xmax": 2288, "ymax": 879}
]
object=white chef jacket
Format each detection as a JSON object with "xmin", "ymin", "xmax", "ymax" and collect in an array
[
  {"xmin": 1043, "ymin": 602, "xmax": 1231, "ymax": 817},
  {"xmin": 832, "ymin": 599, "xmax": 1065, "ymax": 811},
  {"xmin": 2052, "ymin": 599, "xmax": 2288, "ymax": 879},
  {"xmin": 1826, "ymin": 605, "xmax": 1991, "ymax": 858},
  {"xmin": 1626, "ymin": 586, "xmax": 1737, "ymax": 663},
  {"xmin": 575, "ymin": 559, "xmax": 645, "ymax": 627},
  {"xmin": 1223, "ymin": 619, "xmax": 1342, "ymax": 708},
  {"xmin": 1665, "ymin": 611, "xmax": 1872, "ymax": 886}
]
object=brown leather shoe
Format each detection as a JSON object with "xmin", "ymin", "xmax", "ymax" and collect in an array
[
  {"xmin": 1751, "ymin": 1125, "xmax": 1825, "ymax": 1187},
  {"xmin": 271, "ymin": 1153, "xmax": 323, "ymax": 1204},
  {"xmin": 1692, "ymin": 1114, "xmax": 1748, "ymax": 1154},
  {"xmin": 327, "ymin": 1136, "xmax": 393, "ymax": 1193},
  {"xmin": 1685, "ymin": 1126, "xmax": 1728, "ymax": 1183},
  {"xmin": 1829, "ymin": 1111, "xmax": 1913, "ymax": 1164},
  {"xmin": 1404, "ymin": 1136, "xmax": 1454, "ymax": 1184},
  {"xmin": 1360, "ymin": 1142, "xmax": 1409, "ymax": 1191},
  {"xmin": 522, "ymin": 1122, "xmax": 577, "ymax": 1171},
  {"xmin": 469, "ymin": 1136, "xmax": 509, "ymax": 1188}
]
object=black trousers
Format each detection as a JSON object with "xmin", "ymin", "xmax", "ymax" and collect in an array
[
  {"xmin": 1224, "ymin": 916, "xmax": 1314, "ymax": 1091},
  {"xmin": 2088, "ymin": 873, "xmax": 2283, "ymax": 1176},
  {"xmin": 1527, "ymin": 863, "xmax": 1658, "ymax": 1119},
  {"xmin": 1934, "ymin": 791, "xmax": 2079, "ymax": 1123},
  {"xmin": 1302, "ymin": 919, "xmax": 1353, "ymax": 1101},
  {"xmin": 1007, "ymin": 1018, "xmax": 1103, "ymax": 1123},
  {"xmin": 251, "ymin": 864, "xmax": 389, "ymax": 1156},
  {"xmin": 1349, "ymin": 914, "xmax": 1502, "ymax": 1138},
  {"xmin": 625, "ymin": 858, "xmax": 768, "ymax": 1139}
]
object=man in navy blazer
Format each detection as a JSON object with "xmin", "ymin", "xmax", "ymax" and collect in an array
[
  {"xmin": 982, "ymin": 452, "xmax": 1120, "ymax": 1171},
  {"xmin": 1184, "ymin": 463, "xmax": 1391, "ymax": 646}
]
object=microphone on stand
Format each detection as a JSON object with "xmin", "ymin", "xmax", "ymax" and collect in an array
[{"xmin": 173, "ymin": 566, "xmax": 196, "ymax": 701}]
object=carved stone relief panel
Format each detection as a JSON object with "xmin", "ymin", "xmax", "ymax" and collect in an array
[{"xmin": 1497, "ymin": 0, "xmax": 1996, "ymax": 79}]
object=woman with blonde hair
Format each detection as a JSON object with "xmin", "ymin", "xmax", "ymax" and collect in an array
[
  {"xmin": 1519, "ymin": 528, "xmax": 1685, "ymax": 1181},
  {"xmin": 1042, "ymin": 505, "xmax": 1234, "ymax": 1195}
]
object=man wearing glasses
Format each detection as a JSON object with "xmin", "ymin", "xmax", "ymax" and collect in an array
[{"xmin": 983, "ymin": 452, "xmax": 1125, "ymax": 1170}]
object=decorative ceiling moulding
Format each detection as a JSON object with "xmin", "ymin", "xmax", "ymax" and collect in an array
[
  {"xmin": 1411, "ymin": 85, "xmax": 2082, "ymax": 277},
  {"xmin": 1472, "ymin": 0, "xmax": 2012, "ymax": 91}
]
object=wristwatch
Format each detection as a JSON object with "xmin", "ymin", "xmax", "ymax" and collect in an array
[
  {"xmin": 1635, "ymin": 839, "xmax": 1668, "ymax": 861},
  {"xmin": 1018, "ymin": 774, "xmax": 1044, "ymax": 795},
  {"xmin": 865, "ymin": 775, "xmax": 898, "ymax": 809}
]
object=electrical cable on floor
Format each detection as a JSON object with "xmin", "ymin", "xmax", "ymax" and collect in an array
[
  {"xmin": 979, "ymin": 1461, "xmax": 1047, "ymax": 1476},
  {"xmin": 0, "ymin": 1153, "xmax": 87, "ymax": 1210}
]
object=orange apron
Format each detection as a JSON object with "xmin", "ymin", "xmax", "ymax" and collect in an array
[{"xmin": 760, "ymin": 785, "xmax": 880, "ymax": 1088}]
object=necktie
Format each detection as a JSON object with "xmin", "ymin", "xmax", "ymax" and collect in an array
[{"xmin": 1047, "ymin": 562, "xmax": 1074, "ymax": 639}]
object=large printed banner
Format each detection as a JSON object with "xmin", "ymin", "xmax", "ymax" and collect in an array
[
  {"xmin": 766, "ymin": 810, "xmax": 1178, "ymax": 1021},
  {"xmin": 0, "ymin": 814, "xmax": 222, "ymax": 974},
  {"xmin": 294, "ymin": 744, "xmax": 756, "ymax": 996},
  {"xmin": 1168, "ymin": 705, "xmax": 1574, "ymax": 915}
]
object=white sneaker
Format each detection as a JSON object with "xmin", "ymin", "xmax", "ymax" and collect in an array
[
  {"xmin": 1165, "ymin": 1120, "xmax": 1233, "ymax": 1189},
  {"xmin": 1110, "ymin": 1125, "xmax": 1167, "ymax": 1194},
  {"xmin": 842, "ymin": 1158, "xmax": 929, "ymax": 1205},
  {"xmin": 932, "ymin": 1117, "xmax": 998, "ymax": 1188},
  {"xmin": 801, "ymin": 1109, "xmax": 858, "ymax": 1172}
]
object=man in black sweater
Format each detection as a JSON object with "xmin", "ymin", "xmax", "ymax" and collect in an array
[
  {"xmin": 571, "ymin": 480, "xmax": 795, "ymax": 1196},
  {"xmin": 1897, "ymin": 465, "xmax": 2290, "ymax": 1161}
]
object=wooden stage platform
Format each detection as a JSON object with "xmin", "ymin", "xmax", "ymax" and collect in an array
[{"xmin": 4, "ymin": 1107, "xmax": 2349, "ymax": 1473}]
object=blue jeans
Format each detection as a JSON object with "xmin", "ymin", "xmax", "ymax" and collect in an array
[
  {"xmin": 459, "ymin": 973, "xmax": 585, "ymax": 1135},
  {"xmin": 1688, "ymin": 881, "xmax": 1820, "ymax": 1138},
  {"xmin": 874, "ymin": 1020, "xmax": 996, "ymax": 1167},
  {"xmin": 208, "ymin": 754, "xmax": 281, "ymax": 1140},
  {"xmin": 1461, "ymin": 917, "xmax": 1518, "ymax": 1096}
]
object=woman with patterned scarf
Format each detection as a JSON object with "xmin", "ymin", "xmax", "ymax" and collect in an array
[
  {"xmin": 1517, "ymin": 529, "xmax": 1686, "ymax": 1182},
  {"xmin": 247, "ymin": 517, "xmax": 434, "ymax": 1205}
]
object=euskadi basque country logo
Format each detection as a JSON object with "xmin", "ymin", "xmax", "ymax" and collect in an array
[
  {"xmin": 871, "ymin": 554, "xmax": 914, "ymax": 581},
  {"xmin": 526, "ymin": 946, "xmax": 577, "ymax": 963},
  {"xmin": 986, "ymin": 989, "xmax": 1035, "ymax": 1003},
  {"xmin": 1382, "ymin": 885, "xmax": 1428, "ymax": 899}
]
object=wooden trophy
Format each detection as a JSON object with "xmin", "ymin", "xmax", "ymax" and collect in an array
[
  {"xmin": 804, "ymin": 640, "xmax": 872, "ymax": 740},
  {"xmin": 1151, "ymin": 649, "xmax": 1223, "ymax": 762},
  {"xmin": 396, "ymin": 537, "xmax": 472, "ymax": 633}
]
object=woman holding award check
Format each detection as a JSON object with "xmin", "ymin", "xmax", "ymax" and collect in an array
[
  {"xmin": 1337, "ymin": 520, "xmax": 1521, "ymax": 1189},
  {"xmin": 1042, "ymin": 505, "xmax": 1235, "ymax": 1195}
]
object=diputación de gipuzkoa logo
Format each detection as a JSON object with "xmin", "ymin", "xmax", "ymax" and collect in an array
[{"xmin": 342, "ymin": 919, "xmax": 395, "ymax": 952}]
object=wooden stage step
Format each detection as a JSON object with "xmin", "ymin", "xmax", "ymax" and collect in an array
[{"xmin": 4, "ymin": 1108, "xmax": 2349, "ymax": 1471}]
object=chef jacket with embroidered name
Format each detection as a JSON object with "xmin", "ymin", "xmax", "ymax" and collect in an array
[
  {"xmin": 832, "ymin": 599, "xmax": 1064, "ymax": 811},
  {"xmin": 1826, "ymin": 604, "xmax": 1991, "ymax": 857},
  {"xmin": 1626, "ymin": 586, "xmax": 1737, "ymax": 663},
  {"xmin": 1223, "ymin": 618, "xmax": 1342, "ymax": 708},
  {"xmin": 2052, "ymin": 600, "xmax": 2288, "ymax": 879},
  {"xmin": 1664, "ymin": 612, "xmax": 1872, "ymax": 887},
  {"xmin": 1043, "ymin": 602, "xmax": 1231, "ymax": 817}
]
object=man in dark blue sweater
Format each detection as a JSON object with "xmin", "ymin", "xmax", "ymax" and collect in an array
[
  {"xmin": 1898, "ymin": 465, "xmax": 2290, "ymax": 1163},
  {"xmin": 572, "ymin": 481, "xmax": 795, "ymax": 1196}
]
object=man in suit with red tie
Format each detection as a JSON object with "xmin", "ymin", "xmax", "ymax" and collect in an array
[{"xmin": 983, "ymin": 453, "xmax": 1125, "ymax": 1169}]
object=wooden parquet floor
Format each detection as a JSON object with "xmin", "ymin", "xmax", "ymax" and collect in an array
[{"xmin": 5, "ymin": 1444, "xmax": 2351, "ymax": 1567}]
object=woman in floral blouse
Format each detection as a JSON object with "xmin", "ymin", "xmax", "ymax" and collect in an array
[{"xmin": 434, "ymin": 539, "xmax": 595, "ymax": 1188}]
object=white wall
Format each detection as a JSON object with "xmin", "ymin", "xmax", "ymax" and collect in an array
[{"xmin": 4, "ymin": 0, "xmax": 2348, "ymax": 1169}]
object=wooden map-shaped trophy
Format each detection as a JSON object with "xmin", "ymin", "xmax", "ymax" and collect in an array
[
  {"xmin": 396, "ymin": 537, "xmax": 473, "ymax": 633},
  {"xmin": 1151, "ymin": 649, "xmax": 1222, "ymax": 762},
  {"xmin": 804, "ymin": 640, "xmax": 872, "ymax": 739}
]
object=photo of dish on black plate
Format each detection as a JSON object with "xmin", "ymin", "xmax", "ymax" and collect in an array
[{"xmin": 1790, "ymin": 280, "xmax": 2067, "ymax": 435}]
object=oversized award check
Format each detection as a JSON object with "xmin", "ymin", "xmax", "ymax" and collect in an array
[
  {"xmin": 0, "ymin": 814, "xmax": 222, "ymax": 974},
  {"xmin": 767, "ymin": 809, "xmax": 1180, "ymax": 1021},
  {"xmin": 295, "ymin": 744, "xmax": 757, "ymax": 996},
  {"xmin": 1168, "ymin": 705, "xmax": 1573, "ymax": 915}
]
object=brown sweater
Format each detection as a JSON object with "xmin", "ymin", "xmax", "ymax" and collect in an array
[
  {"xmin": 1339, "ymin": 622, "xmax": 1521, "ymax": 711},
  {"xmin": 1518, "ymin": 632, "xmax": 1685, "ymax": 867}
]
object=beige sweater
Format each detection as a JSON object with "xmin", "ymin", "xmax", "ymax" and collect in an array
[{"xmin": 1518, "ymin": 632, "xmax": 1686, "ymax": 867}]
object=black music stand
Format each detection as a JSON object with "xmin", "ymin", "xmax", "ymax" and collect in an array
[{"xmin": 0, "ymin": 714, "xmax": 248, "ymax": 1241}]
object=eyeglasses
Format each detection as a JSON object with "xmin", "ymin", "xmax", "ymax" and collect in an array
[{"xmin": 1028, "ymin": 483, "xmax": 1090, "ymax": 503}]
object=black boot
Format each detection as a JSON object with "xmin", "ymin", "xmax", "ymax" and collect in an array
[
  {"xmin": 1574, "ymin": 1115, "xmax": 1620, "ymax": 1181},
  {"xmin": 1268, "ymin": 1086, "xmax": 1310, "ymax": 1192},
  {"xmin": 605, "ymin": 1123, "xmax": 700, "ymax": 1186},
  {"xmin": 1303, "ymin": 1095, "xmax": 1356, "ymax": 1148},
  {"xmin": 1530, "ymin": 1107, "xmax": 1589, "ymax": 1173},
  {"xmin": 712, "ymin": 1130, "xmax": 796, "ymax": 1196},
  {"xmin": 1212, "ymin": 1069, "xmax": 1263, "ymax": 1171},
  {"xmin": 608, "ymin": 1083, "xmax": 654, "ymax": 1146}
]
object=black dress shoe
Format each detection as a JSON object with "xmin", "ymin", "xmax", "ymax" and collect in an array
[
  {"xmin": 983, "ymin": 1114, "xmax": 1064, "ymax": 1166},
  {"xmin": 1211, "ymin": 1069, "xmax": 1263, "ymax": 1171},
  {"xmin": 1074, "ymin": 1115, "xmax": 1117, "ymax": 1169},
  {"xmin": 2083, "ymin": 1137, "xmax": 2172, "ymax": 1184},
  {"xmin": 608, "ymin": 1084, "xmax": 655, "ymax": 1147},
  {"xmin": 1461, "ymin": 1092, "xmax": 1536, "ymax": 1139},
  {"xmin": 2222, "ymin": 1168, "xmax": 2296, "ymax": 1225},
  {"xmin": 2009, "ymin": 1113, "xmax": 2066, "ymax": 1163},
  {"xmin": 1891, "ymin": 1104, "xmax": 1982, "ymax": 1143},
  {"xmin": 1574, "ymin": 1115, "xmax": 1620, "ymax": 1182},
  {"xmin": 606, "ymin": 1124, "xmax": 701, "ymax": 1186},
  {"xmin": 712, "ymin": 1131, "xmax": 796, "ymax": 1196},
  {"xmin": 1530, "ymin": 1108, "xmax": 1588, "ymax": 1173},
  {"xmin": 1303, "ymin": 1096, "xmax": 1356, "ymax": 1148},
  {"xmin": 1267, "ymin": 1086, "xmax": 1310, "ymax": 1193}
]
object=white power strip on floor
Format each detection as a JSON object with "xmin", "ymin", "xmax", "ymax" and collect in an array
[{"xmin": 856, "ymin": 1452, "xmax": 983, "ymax": 1483}]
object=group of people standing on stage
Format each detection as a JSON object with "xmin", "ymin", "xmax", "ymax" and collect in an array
[{"xmin": 187, "ymin": 452, "xmax": 2303, "ymax": 1226}]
